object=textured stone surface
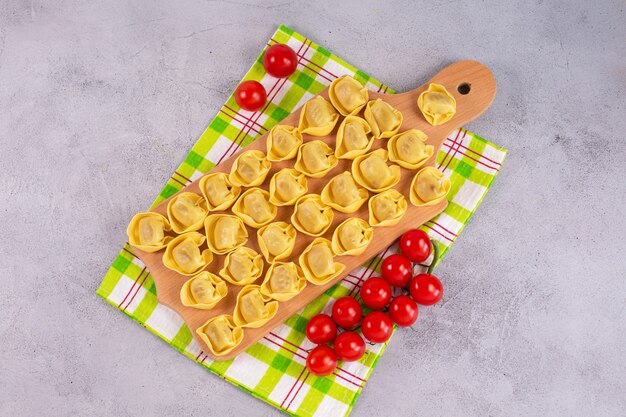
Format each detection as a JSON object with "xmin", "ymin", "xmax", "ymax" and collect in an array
[{"xmin": 1, "ymin": 1, "xmax": 625, "ymax": 416}]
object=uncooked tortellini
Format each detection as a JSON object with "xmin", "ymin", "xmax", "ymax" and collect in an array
[
  {"xmin": 387, "ymin": 129, "xmax": 434, "ymax": 169},
  {"xmin": 294, "ymin": 140, "xmax": 338, "ymax": 178},
  {"xmin": 162, "ymin": 232, "xmax": 213, "ymax": 276},
  {"xmin": 363, "ymin": 99, "xmax": 403, "ymax": 139},
  {"xmin": 331, "ymin": 218, "xmax": 373, "ymax": 256},
  {"xmin": 166, "ymin": 192, "xmax": 208, "ymax": 234},
  {"xmin": 233, "ymin": 285, "xmax": 279, "ymax": 328},
  {"xmin": 232, "ymin": 188, "xmax": 277, "ymax": 228},
  {"xmin": 229, "ymin": 150, "xmax": 271, "ymax": 187},
  {"xmin": 335, "ymin": 116, "xmax": 374, "ymax": 159},
  {"xmin": 299, "ymin": 238, "xmax": 345, "ymax": 285},
  {"xmin": 219, "ymin": 247, "xmax": 264, "ymax": 286},
  {"xmin": 266, "ymin": 125, "xmax": 303, "ymax": 161},
  {"xmin": 180, "ymin": 271, "xmax": 227, "ymax": 310},
  {"xmin": 127, "ymin": 212, "xmax": 173, "ymax": 253},
  {"xmin": 368, "ymin": 189, "xmax": 407, "ymax": 227},
  {"xmin": 298, "ymin": 96, "xmax": 339, "ymax": 136},
  {"xmin": 257, "ymin": 222, "xmax": 297, "ymax": 262},
  {"xmin": 291, "ymin": 195, "xmax": 333, "ymax": 237},
  {"xmin": 410, "ymin": 166, "xmax": 451, "ymax": 206},
  {"xmin": 320, "ymin": 171, "xmax": 368, "ymax": 213},
  {"xmin": 260, "ymin": 262, "xmax": 307, "ymax": 302},
  {"xmin": 328, "ymin": 75, "xmax": 368, "ymax": 116},
  {"xmin": 268, "ymin": 168, "xmax": 307, "ymax": 206},
  {"xmin": 196, "ymin": 315, "xmax": 243, "ymax": 357},
  {"xmin": 417, "ymin": 83, "xmax": 456, "ymax": 126},
  {"xmin": 352, "ymin": 149, "xmax": 401, "ymax": 192},
  {"xmin": 204, "ymin": 214, "xmax": 248, "ymax": 255},
  {"xmin": 199, "ymin": 173, "xmax": 241, "ymax": 211}
]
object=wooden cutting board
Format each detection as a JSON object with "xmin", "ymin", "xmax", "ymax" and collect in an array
[{"xmin": 130, "ymin": 60, "xmax": 496, "ymax": 360}]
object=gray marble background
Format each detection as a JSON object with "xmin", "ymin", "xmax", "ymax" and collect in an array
[{"xmin": 1, "ymin": 1, "xmax": 625, "ymax": 416}]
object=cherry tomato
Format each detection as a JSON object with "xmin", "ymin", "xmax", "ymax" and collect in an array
[
  {"xmin": 361, "ymin": 311, "xmax": 393, "ymax": 343},
  {"xmin": 333, "ymin": 331, "xmax": 366, "ymax": 362},
  {"xmin": 331, "ymin": 296, "xmax": 362, "ymax": 329},
  {"xmin": 409, "ymin": 273, "xmax": 443, "ymax": 306},
  {"xmin": 306, "ymin": 345, "xmax": 337, "ymax": 376},
  {"xmin": 263, "ymin": 43, "xmax": 298, "ymax": 78},
  {"xmin": 389, "ymin": 295, "xmax": 418, "ymax": 327},
  {"xmin": 381, "ymin": 254, "xmax": 412, "ymax": 287},
  {"xmin": 399, "ymin": 229, "xmax": 431, "ymax": 263},
  {"xmin": 359, "ymin": 277, "xmax": 391, "ymax": 310},
  {"xmin": 234, "ymin": 80, "xmax": 267, "ymax": 111},
  {"xmin": 306, "ymin": 314, "xmax": 337, "ymax": 345}
]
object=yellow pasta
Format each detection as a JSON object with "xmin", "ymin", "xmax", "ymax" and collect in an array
[
  {"xmin": 298, "ymin": 96, "xmax": 339, "ymax": 136},
  {"xmin": 352, "ymin": 149, "xmax": 401, "ymax": 192},
  {"xmin": 162, "ymin": 232, "xmax": 213, "ymax": 276},
  {"xmin": 331, "ymin": 218, "xmax": 373, "ymax": 256},
  {"xmin": 126, "ymin": 212, "xmax": 173, "ymax": 253},
  {"xmin": 229, "ymin": 150, "xmax": 271, "ymax": 187},
  {"xmin": 320, "ymin": 171, "xmax": 369, "ymax": 213},
  {"xmin": 199, "ymin": 173, "xmax": 241, "ymax": 211},
  {"xmin": 180, "ymin": 271, "xmax": 228, "ymax": 310},
  {"xmin": 231, "ymin": 188, "xmax": 277, "ymax": 228},
  {"xmin": 334, "ymin": 116, "xmax": 374, "ymax": 159},
  {"xmin": 409, "ymin": 166, "xmax": 451, "ymax": 206},
  {"xmin": 417, "ymin": 83, "xmax": 456, "ymax": 126},
  {"xmin": 294, "ymin": 140, "xmax": 338, "ymax": 178},
  {"xmin": 196, "ymin": 315, "xmax": 243, "ymax": 357},
  {"xmin": 166, "ymin": 192, "xmax": 208, "ymax": 234},
  {"xmin": 203, "ymin": 214, "xmax": 248, "ymax": 255},
  {"xmin": 219, "ymin": 246, "xmax": 264, "ymax": 286},
  {"xmin": 257, "ymin": 222, "xmax": 296, "ymax": 262},
  {"xmin": 233, "ymin": 285, "xmax": 279, "ymax": 328},
  {"xmin": 268, "ymin": 168, "xmax": 307, "ymax": 206},
  {"xmin": 363, "ymin": 99, "xmax": 402, "ymax": 139},
  {"xmin": 291, "ymin": 194, "xmax": 333, "ymax": 237},
  {"xmin": 299, "ymin": 238, "xmax": 345, "ymax": 285},
  {"xmin": 328, "ymin": 75, "xmax": 368, "ymax": 116},
  {"xmin": 260, "ymin": 262, "xmax": 307, "ymax": 302},
  {"xmin": 387, "ymin": 129, "xmax": 434, "ymax": 169},
  {"xmin": 266, "ymin": 125, "xmax": 303, "ymax": 161},
  {"xmin": 368, "ymin": 189, "xmax": 407, "ymax": 227}
]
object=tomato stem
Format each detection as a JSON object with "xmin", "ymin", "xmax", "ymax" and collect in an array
[{"xmin": 427, "ymin": 239, "xmax": 439, "ymax": 275}]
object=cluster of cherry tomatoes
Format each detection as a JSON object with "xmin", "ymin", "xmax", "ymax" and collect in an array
[
  {"xmin": 305, "ymin": 229, "xmax": 444, "ymax": 376},
  {"xmin": 234, "ymin": 43, "xmax": 298, "ymax": 112}
]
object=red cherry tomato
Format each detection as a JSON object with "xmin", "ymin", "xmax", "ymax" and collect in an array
[
  {"xmin": 334, "ymin": 331, "xmax": 366, "ymax": 362},
  {"xmin": 306, "ymin": 314, "xmax": 337, "ymax": 344},
  {"xmin": 409, "ymin": 274, "xmax": 443, "ymax": 306},
  {"xmin": 331, "ymin": 296, "xmax": 362, "ymax": 329},
  {"xmin": 306, "ymin": 345, "xmax": 337, "ymax": 376},
  {"xmin": 389, "ymin": 295, "xmax": 418, "ymax": 327},
  {"xmin": 263, "ymin": 44, "xmax": 298, "ymax": 78},
  {"xmin": 399, "ymin": 229, "xmax": 431, "ymax": 263},
  {"xmin": 361, "ymin": 311, "xmax": 393, "ymax": 343},
  {"xmin": 381, "ymin": 254, "xmax": 412, "ymax": 287},
  {"xmin": 234, "ymin": 80, "xmax": 267, "ymax": 111},
  {"xmin": 359, "ymin": 277, "xmax": 391, "ymax": 310}
]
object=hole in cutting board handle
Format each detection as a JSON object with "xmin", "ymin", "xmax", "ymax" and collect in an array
[{"xmin": 457, "ymin": 83, "xmax": 471, "ymax": 95}]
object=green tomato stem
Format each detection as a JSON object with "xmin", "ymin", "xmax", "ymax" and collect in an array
[{"xmin": 427, "ymin": 239, "xmax": 439, "ymax": 275}]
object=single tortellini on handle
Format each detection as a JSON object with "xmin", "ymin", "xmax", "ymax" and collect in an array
[
  {"xmin": 166, "ymin": 192, "xmax": 208, "ymax": 234},
  {"xmin": 163, "ymin": 232, "xmax": 213, "ymax": 276},
  {"xmin": 203, "ymin": 214, "xmax": 248, "ymax": 255},
  {"xmin": 219, "ymin": 247, "xmax": 264, "ymax": 286},
  {"xmin": 320, "ymin": 171, "xmax": 369, "ymax": 213},
  {"xmin": 294, "ymin": 140, "xmax": 338, "ymax": 178},
  {"xmin": 233, "ymin": 285, "xmax": 279, "ymax": 328},
  {"xmin": 257, "ymin": 222, "xmax": 297, "ymax": 262},
  {"xmin": 291, "ymin": 195, "xmax": 334, "ymax": 237},
  {"xmin": 417, "ymin": 83, "xmax": 456, "ymax": 126},
  {"xmin": 268, "ymin": 168, "xmax": 307, "ymax": 206},
  {"xmin": 298, "ymin": 96, "xmax": 339, "ymax": 136},
  {"xmin": 368, "ymin": 189, "xmax": 408, "ymax": 227},
  {"xmin": 328, "ymin": 75, "xmax": 369, "ymax": 116},
  {"xmin": 260, "ymin": 262, "xmax": 307, "ymax": 302},
  {"xmin": 363, "ymin": 99, "xmax": 403, "ymax": 139},
  {"xmin": 232, "ymin": 188, "xmax": 277, "ymax": 228},
  {"xmin": 331, "ymin": 218, "xmax": 374, "ymax": 256},
  {"xmin": 229, "ymin": 150, "xmax": 272, "ymax": 187},
  {"xmin": 196, "ymin": 315, "xmax": 243, "ymax": 357},
  {"xmin": 410, "ymin": 166, "xmax": 451, "ymax": 206},
  {"xmin": 199, "ymin": 173, "xmax": 241, "ymax": 211},
  {"xmin": 352, "ymin": 149, "xmax": 401, "ymax": 192},
  {"xmin": 387, "ymin": 129, "xmax": 434, "ymax": 169},
  {"xmin": 335, "ymin": 116, "xmax": 374, "ymax": 159},
  {"xmin": 127, "ymin": 212, "xmax": 173, "ymax": 253},
  {"xmin": 180, "ymin": 271, "xmax": 228, "ymax": 310},
  {"xmin": 266, "ymin": 125, "xmax": 303, "ymax": 161},
  {"xmin": 299, "ymin": 238, "xmax": 345, "ymax": 285}
]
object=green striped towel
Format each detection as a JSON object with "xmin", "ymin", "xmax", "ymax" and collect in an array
[{"xmin": 97, "ymin": 24, "xmax": 507, "ymax": 417}]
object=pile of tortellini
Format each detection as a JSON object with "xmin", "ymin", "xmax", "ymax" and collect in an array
[{"xmin": 126, "ymin": 76, "xmax": 454, "ymax": 357}]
